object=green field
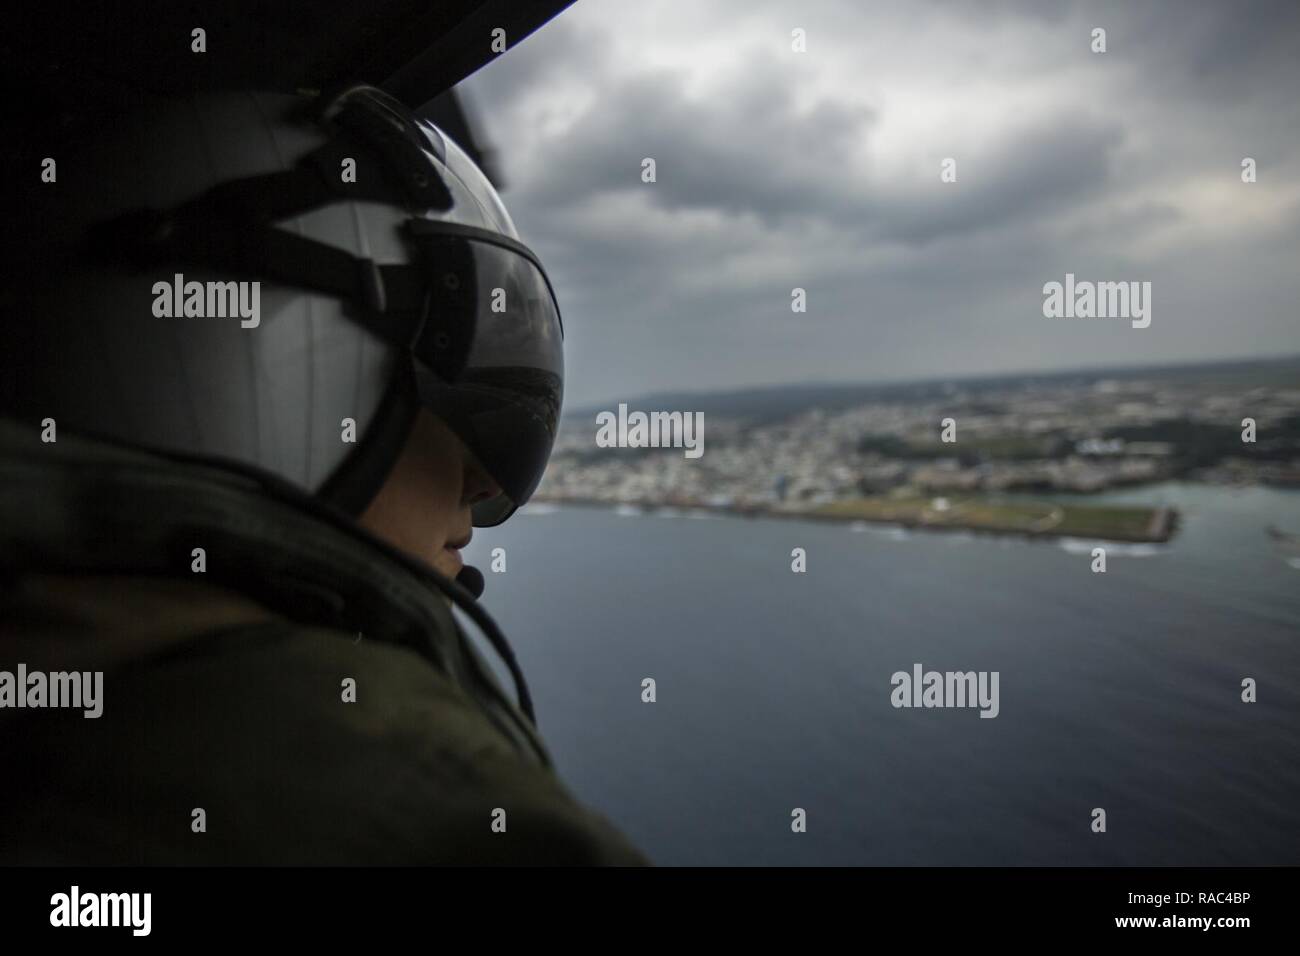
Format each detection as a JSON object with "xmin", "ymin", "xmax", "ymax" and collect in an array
[{"xmin": 809, "ymin": 495, "xmax": 1170, "ymax": 542}]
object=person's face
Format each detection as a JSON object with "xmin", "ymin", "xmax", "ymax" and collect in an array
[{"xmin": 357, "ymin": 408, "xmax": 503, "ymax": 579}]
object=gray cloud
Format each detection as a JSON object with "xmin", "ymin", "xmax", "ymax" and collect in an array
[{"xmin": 460, "ymin": 0, "xmax": 1300, "ymax": 408}]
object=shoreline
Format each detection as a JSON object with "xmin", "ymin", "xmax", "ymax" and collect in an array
[{"xmin": 530, "ymin": 495, "xmax": 1180, "ymax": 544}]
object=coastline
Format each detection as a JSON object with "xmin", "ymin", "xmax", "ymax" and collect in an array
[{"xmin": 530, "ymin": 494, "xmax": 1180, "ymax": 544}]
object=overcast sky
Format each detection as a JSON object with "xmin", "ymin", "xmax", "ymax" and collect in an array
[{"xmin": 457, "ymin": 0, "xmax": 1300, "ymax": 409}]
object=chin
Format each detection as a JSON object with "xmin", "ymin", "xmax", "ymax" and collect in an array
[{"xmin": 433, "ymin": 550, "xmax": 463, "ymax": 579}]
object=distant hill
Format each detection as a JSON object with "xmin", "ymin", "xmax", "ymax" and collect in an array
[{"xmin": 563, "ymin": 355, "xmax": 1300, "ymax": 428}]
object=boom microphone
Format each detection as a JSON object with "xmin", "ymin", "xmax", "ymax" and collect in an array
[{"xmin": 455, "ymin": 564, "xmax": 485, "ymax": 599}]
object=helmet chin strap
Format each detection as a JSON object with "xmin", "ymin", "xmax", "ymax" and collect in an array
[
  {"xmin": 316, "ymin": 366, "xmax": 421, "ymax": 517},
  {"xmin": 455, "ymin": 565, "xmax": 485, "ymax": 598}
]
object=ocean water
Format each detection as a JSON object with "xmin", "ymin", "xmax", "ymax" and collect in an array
[{"xmin": 462, "ymin": 484, "xmax": 1300, "ymax": 865}]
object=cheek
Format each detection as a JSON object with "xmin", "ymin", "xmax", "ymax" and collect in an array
[
  {"xmin": 419, "ymin": 421, "xmax": 467, "ymax": 508},
  {"xmin": 424, "ymin": 468, "xmax": 468, "ymax": 548},
  {"xmin": 405, "ymin": 410, "xmax": 471, "ymax": 547},
  {"xmin": 422, "ymin": 493, "xmax": 453, "ymax": 547},
  {"xmin": 430, "ymin": 468, "xmax": 464, "ymax": 517}
]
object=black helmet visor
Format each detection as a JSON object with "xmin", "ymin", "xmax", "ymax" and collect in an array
[{"xmin": 407, "ymin": 231, "xmax": 564, "ymax": 527}]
